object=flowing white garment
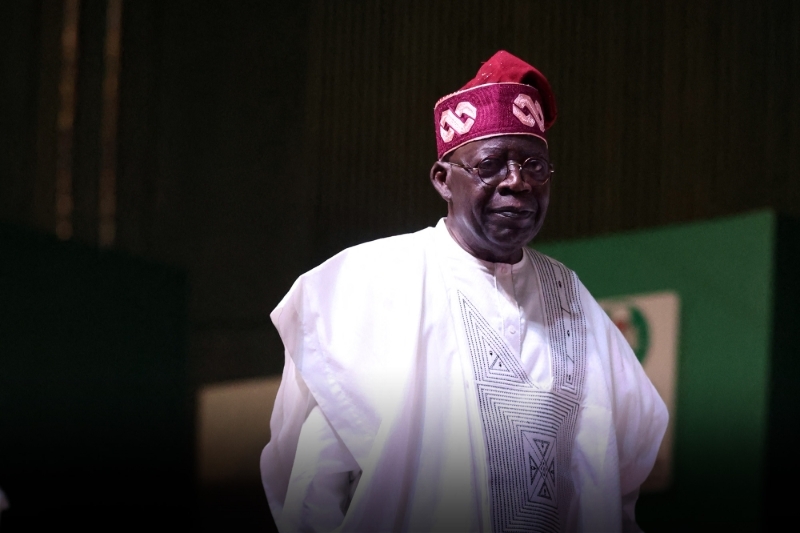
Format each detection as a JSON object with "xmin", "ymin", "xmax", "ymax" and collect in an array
[{"xmin": 262, "ymin": 220, "xmax": 668, "ymax": 532}]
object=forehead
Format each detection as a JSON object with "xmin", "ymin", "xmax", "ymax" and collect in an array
[{"xmin": 449, "ymin": 135, "xmax": 549, "ymax": 161}]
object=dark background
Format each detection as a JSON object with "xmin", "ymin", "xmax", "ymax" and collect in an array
[{"xmin": 1, "ymin": 0, "xmax": 799, "ymax": 529}]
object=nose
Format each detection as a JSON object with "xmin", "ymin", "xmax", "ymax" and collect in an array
[{"xmin": 500, "ymin": 161, "xmax": 532, "ymax": 192}]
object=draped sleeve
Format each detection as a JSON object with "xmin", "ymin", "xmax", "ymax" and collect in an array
[{"xmin": 261, "ymin": 228, "xmax": 437, "ymax": 528}]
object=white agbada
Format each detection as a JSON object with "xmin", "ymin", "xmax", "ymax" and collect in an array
[{"xmin": 262, "ymin": 219, "xmax": 667, "ymax": 533}]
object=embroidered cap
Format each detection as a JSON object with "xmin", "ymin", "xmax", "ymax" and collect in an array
[{"xmin": 434, "ymin": 50, "xmax": 557, "ymax": 159}]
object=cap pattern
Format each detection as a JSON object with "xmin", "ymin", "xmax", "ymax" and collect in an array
[
  {"xmin": 434, "ymin": 83, "xmax": 547, "ymax": 159},
  {"xmin": 433, "ymin": 50, "xmax": 557, "ymax": 159}
]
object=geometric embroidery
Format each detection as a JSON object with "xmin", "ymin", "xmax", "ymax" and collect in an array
[
  {"xmin": 458, "ymin": 249, "xmax": 586, "ymax": 533},
  {"xmin": 522, "ymin": 431, "xmax": 557, "ymax": 507}
]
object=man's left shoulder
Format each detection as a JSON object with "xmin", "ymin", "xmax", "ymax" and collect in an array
[
  {"xmin": 527, "ymin": 247, "xmax": 574, "ymax": 273},
  {"xmin": 527, "ymin": 247, "xmax": 587, "ymax": 294},
  {"xmin": 528, "ymin": 247, "xmax": 608, "ymax": 321}
]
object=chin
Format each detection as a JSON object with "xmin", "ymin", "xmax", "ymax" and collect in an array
[
  {"xmin": 489, "ymin": 226, "xmax": 539, "ymax": 251},
  {"xmin": 490, "ymin": 216, "xmax": 540, "ymax": 240}
]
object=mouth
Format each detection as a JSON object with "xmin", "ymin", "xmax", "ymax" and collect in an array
[{"xmin": 489, "ymin": 207, "xmax": 536, "ymax": 220}]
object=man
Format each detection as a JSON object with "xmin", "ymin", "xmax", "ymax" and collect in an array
[{"xmin": 262, "ymin": 50, "xmax": 668, "ymax": 532}]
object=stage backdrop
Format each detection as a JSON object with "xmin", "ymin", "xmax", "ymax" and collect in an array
[{"xmin": 536, "ymin": 209, "xmax": 798, "ymax": 531}]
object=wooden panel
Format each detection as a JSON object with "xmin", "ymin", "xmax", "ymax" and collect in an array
[
  {"xmin": 0, "ymin": 1, "xmax": 45, "ymax": 228},
  {"xmin": 0, "ymin": 1, "xmax": 65, "ymax": 234},
  {"xmin": 116, "ymin": 1, "xmax": 312, "ymax": 382},
  {"xmin": 71, "ymin": 0, "xmax": 106, "ymax": 244}
]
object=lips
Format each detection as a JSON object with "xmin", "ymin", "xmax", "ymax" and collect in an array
[{"xmin": 489, "ymin": 206, "xmax": 535, "ymax": 219}]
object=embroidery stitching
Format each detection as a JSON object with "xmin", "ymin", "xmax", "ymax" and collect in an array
[
  {"xmin": 459, "ymin": 251, "xmax": 586, "ymax": 533},
  {"xmin": 439, "ymin": 101, "xmax": 477, "ymax": 142},
  {"xmin": 512, "ymin": 94, "xmax": 545, "ymax": 132}
]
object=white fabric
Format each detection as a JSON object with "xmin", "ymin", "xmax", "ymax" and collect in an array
[{"xmin": 262, "ymin": 219, "xmax": 668, "ymax": 532}]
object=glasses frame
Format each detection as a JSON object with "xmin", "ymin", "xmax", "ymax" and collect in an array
[{"xmin": 448, "ymin": 156, "xmax": 554, "ymax": 187}]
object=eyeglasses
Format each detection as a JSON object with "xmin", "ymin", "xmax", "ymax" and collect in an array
[{"xmin": 448, "ymin": 157, "xmax": 554, "ymax": 187}]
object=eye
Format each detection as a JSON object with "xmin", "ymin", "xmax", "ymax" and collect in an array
[
  {"xmin": 476, "ymin": 158, "xmax": 505, "ymax": 176},
  {"xmin": 522, "ymin": 158, "xmax": 546, "ymax": 174}
]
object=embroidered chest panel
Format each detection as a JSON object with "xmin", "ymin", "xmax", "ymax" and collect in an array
[{"xmin": 459, "ymin": 251, "xmax": 587, "ymax": 533}]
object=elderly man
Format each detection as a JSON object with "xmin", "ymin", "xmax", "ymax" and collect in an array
[{"xmin": 262, "ymin": 51, "xmax": 667, "ymax": 532}]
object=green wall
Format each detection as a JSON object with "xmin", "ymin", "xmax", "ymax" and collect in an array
[{"xmin": 536, "ymin": 211, "xmax": 775, "ymax": 531}]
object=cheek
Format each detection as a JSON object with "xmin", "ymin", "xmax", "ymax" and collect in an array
[
  {"xmin": 470, "ymin": 195, "xmax": 493, "ymax": 223},
  {"xmin": 535, "ymin": 189, "xmax": 551, "ymax": 214},
  {"xmin": 452, "ymin": 186, "xmax": 486, "ymax": 217}
]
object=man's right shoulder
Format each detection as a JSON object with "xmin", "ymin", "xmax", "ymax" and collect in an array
[
  {"xmin": 302, "ymin": 226, "xmax": 435, "ymax": 280},
  {"xmin": 272, "ymin": 226, "xmax": 435, "ymax": 329}
]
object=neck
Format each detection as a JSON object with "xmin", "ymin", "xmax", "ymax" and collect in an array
[{"xmin": 444, "ymin": 220, "xmax": 524, "ymax": 264}]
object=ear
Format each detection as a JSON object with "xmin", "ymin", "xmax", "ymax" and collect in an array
[{"xmin": 429, "ymin": 161, "xmax": 452, "ymax": 203}]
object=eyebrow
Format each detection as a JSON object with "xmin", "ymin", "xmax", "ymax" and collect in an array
[{"xmin": 473, "ymin": 150, "xmax": 549, "ymax": 160}]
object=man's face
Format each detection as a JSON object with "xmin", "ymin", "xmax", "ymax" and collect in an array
[{"xmin": 430, "ymin": 135, "xmax": 551, "ymax": 263}]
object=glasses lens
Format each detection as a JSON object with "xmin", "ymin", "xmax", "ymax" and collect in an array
[
  {"xmin": 475, "ymin": 158, "xmax": 506, "ymax": 180},
  {"xmin": 471, "ymin": 157, "xmax": 551, "ymax": 185},
  {"xmin": 522, "ymin": 158, "xmax": 550, "ymax": 183}
]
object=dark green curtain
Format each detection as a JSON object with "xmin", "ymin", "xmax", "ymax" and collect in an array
[{"xmin": 302, "ymin": 0, "xmax": 800, "ymax": 262}]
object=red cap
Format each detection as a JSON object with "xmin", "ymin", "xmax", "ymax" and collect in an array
[{"xmin": 434, "ymin": 50, "xmax": 557, "ymax": 159}]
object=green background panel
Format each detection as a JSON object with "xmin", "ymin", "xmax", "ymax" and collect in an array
[
  {"xmin": 0, "ymin": 224, "xmax": 193, "ymax": 529},
  {"xmin": 534, "ymin": 210, "xmax": 775, "ymax": 531}
]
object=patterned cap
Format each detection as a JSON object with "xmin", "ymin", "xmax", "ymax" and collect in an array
[{"xmin": 434, "ymin": 50, "xmax": 557, "ymax": 159}]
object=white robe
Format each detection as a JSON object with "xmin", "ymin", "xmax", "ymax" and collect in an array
[{"xmin": 262, "ymin": 220, "xmax": 668, "ymax": 532}]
